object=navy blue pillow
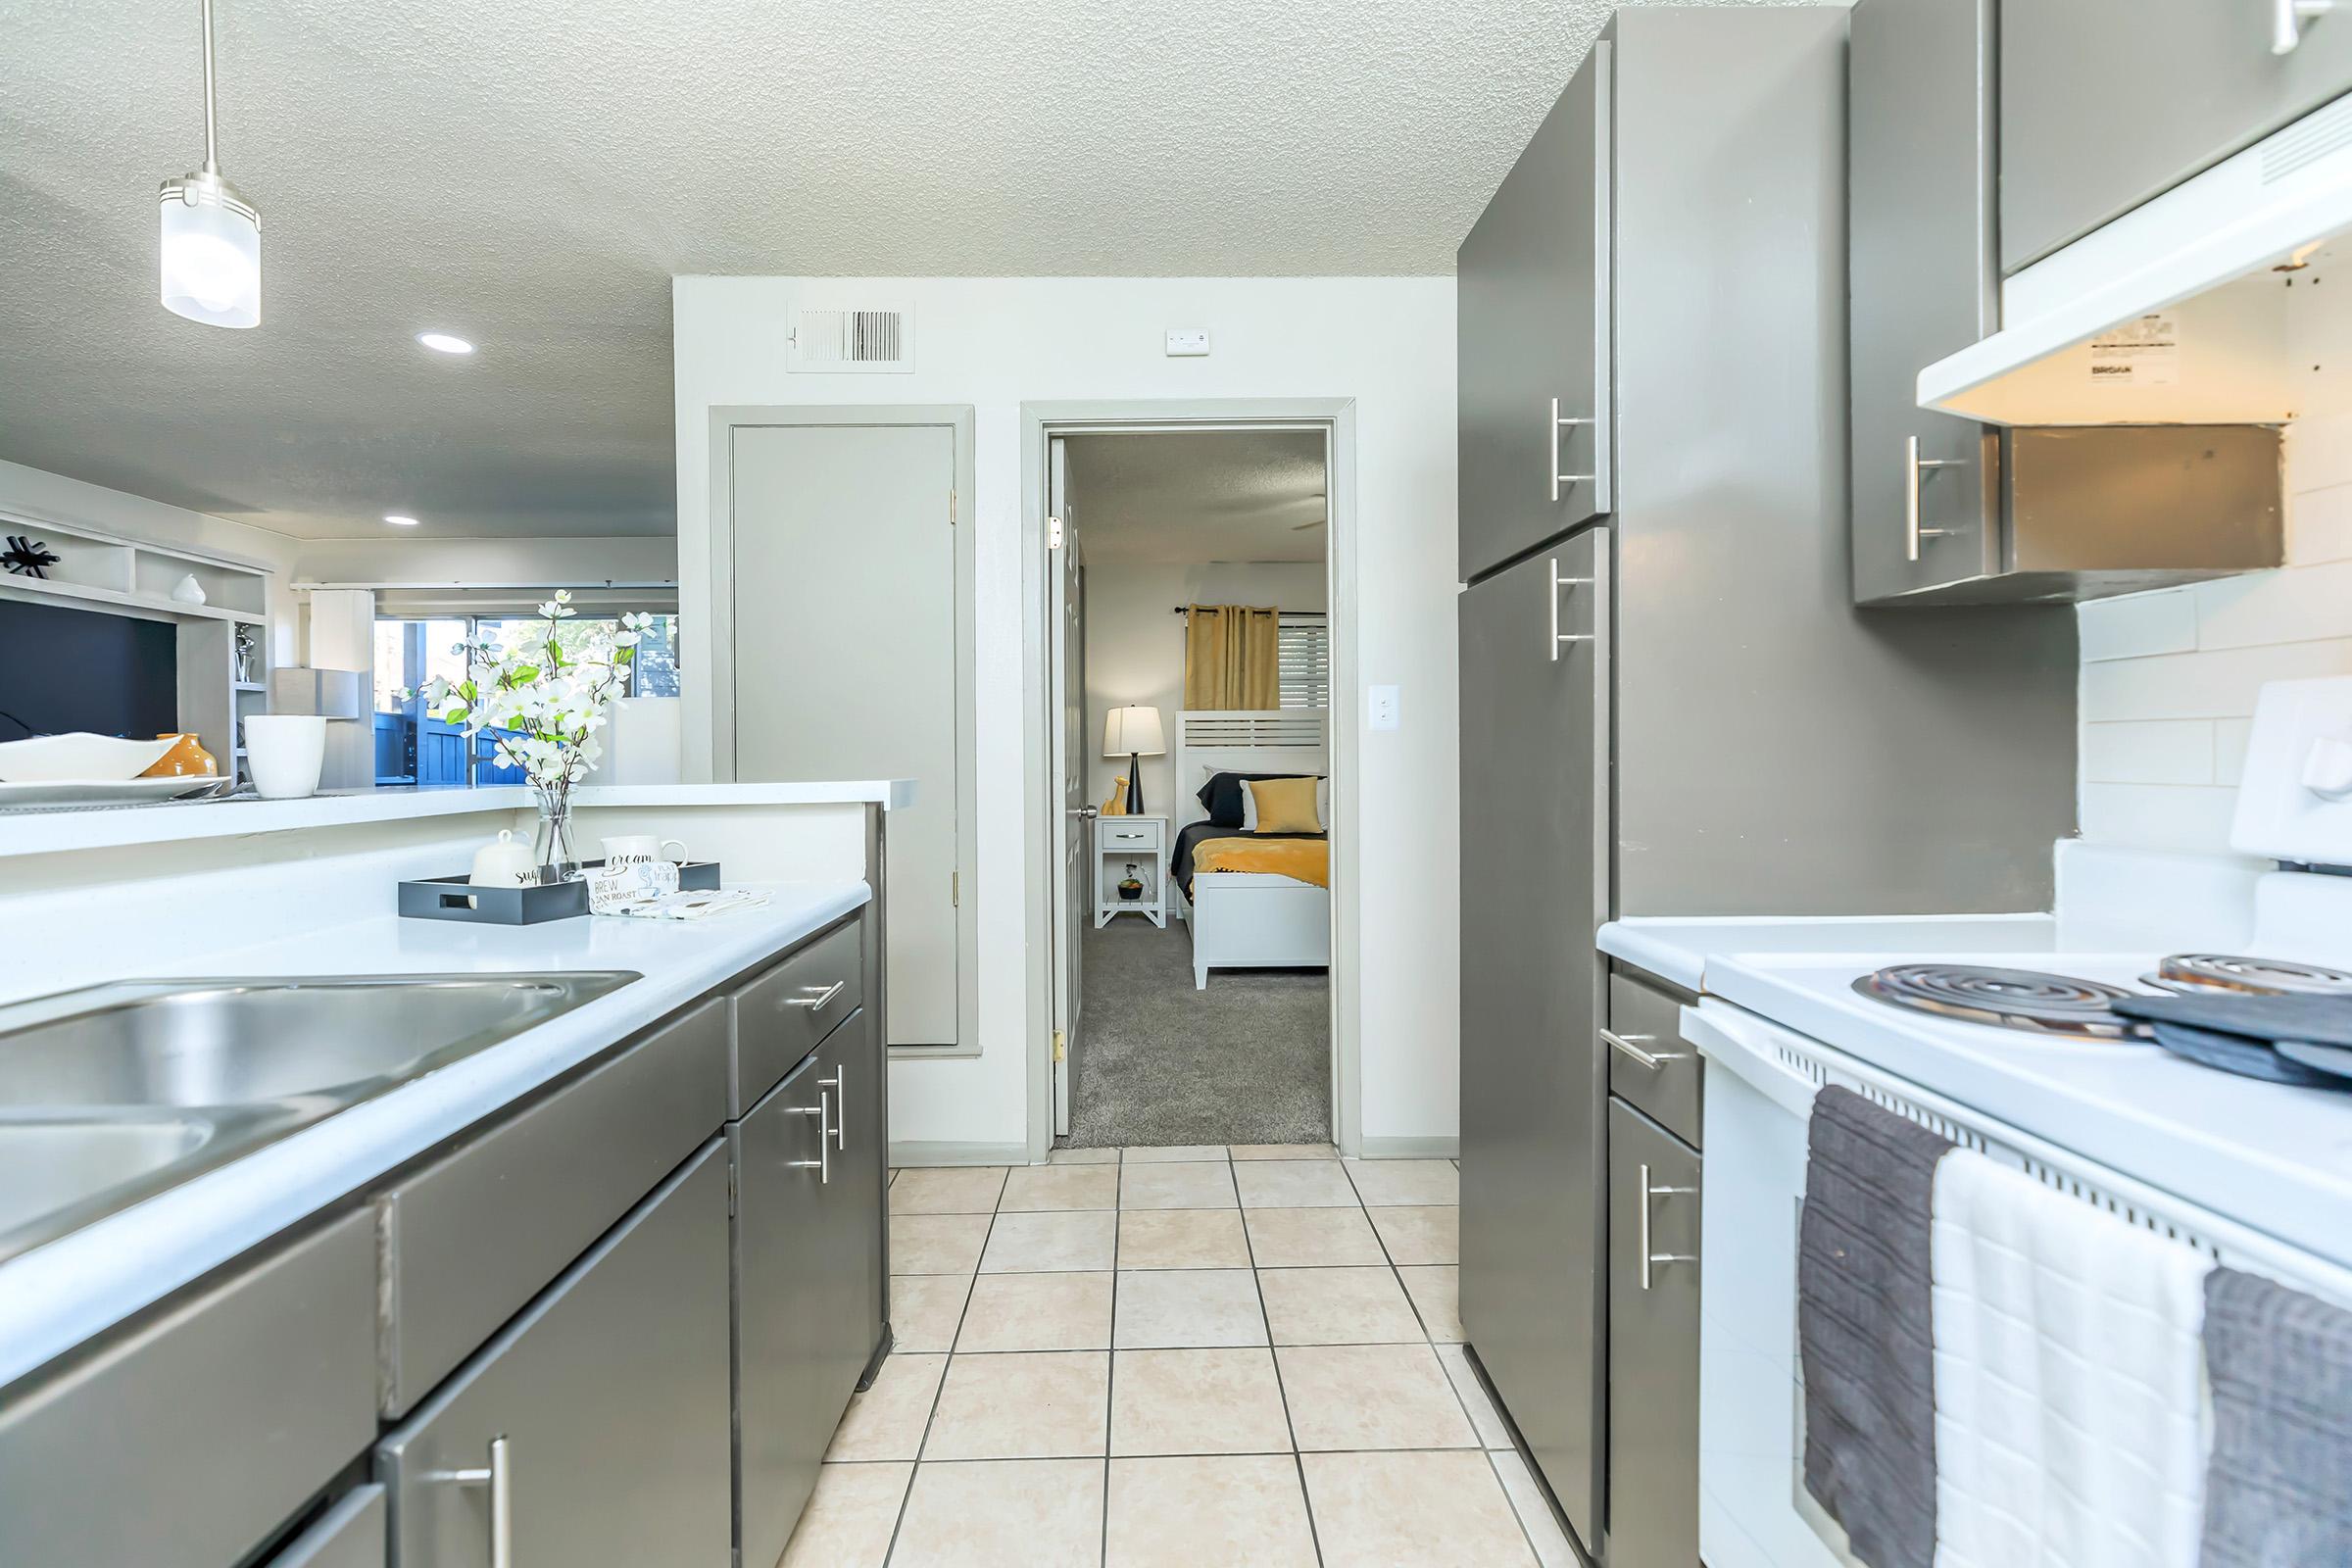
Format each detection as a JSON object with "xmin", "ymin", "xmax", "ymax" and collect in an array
[{"xmin": 1196, "ymin": 770, "xmax": 1323, "ymax": 828}]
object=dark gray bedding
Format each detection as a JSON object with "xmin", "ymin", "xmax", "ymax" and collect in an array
[{"xmin": 1171, "ymin": 820, "xmax": 1326, "ymax": 897}]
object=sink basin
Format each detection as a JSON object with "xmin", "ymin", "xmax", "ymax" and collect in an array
[
  {"xmin": 0, "ymin": 973, "xmax": 638, "ymax": 1110},
  {"xmin": 0, "ymin": 971, "xmax": 638, "ymax": 1262}
]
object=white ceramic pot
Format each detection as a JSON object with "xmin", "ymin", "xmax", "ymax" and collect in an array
[
  {"xmin": 469, "ymin": 828, "xmax": 538, "ymax": 887},
  {"xmin": 242, "ymin": 714, "xmax": 329, "ymax": 800}
]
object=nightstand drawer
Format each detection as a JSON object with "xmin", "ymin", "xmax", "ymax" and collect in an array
[{"xmin": 1101, "ymin": 823, "xmax": 1163, "ymax": 848}]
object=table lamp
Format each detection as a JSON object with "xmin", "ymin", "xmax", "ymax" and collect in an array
[{"xmin": 1102, "ymin": 705, "xmax": 1166, "ymax": 814}]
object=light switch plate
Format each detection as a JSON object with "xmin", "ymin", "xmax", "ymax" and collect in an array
[
  {"xmin": 1369, "ymin": 685, "xmax": 1400, "ymax": 731},
  {"xmin": 1164, "ymin": 328, "xmax": 1210, "ymax": 357}
]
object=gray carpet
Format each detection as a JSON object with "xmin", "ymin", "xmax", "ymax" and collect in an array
[{"xmin": 1065, "ymin": 915, "xmax": 1331, "ymax": 1149}]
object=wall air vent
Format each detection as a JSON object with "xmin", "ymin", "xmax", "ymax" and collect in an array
[{"xmin": 786, "ymin": 303, "xmax": 914, "ymax": 373}]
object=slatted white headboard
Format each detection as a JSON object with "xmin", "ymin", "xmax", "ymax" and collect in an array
[{"xmin": 1170, "ymin": 710, "xmax": 1330, "ymax": 830}]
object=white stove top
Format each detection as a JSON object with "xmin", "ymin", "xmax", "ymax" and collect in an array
[{"xmin": 1703, "ymin": 942, "xmax": 2352, "ymax": 1266}]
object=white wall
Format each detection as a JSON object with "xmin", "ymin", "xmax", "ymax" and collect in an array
[
  {"xmin": 0, "ymin": 458, "xmax": 302, "ymax": 665},
  {"xmin": 290, "ymin": 534, "xmax": 678, "ymax": 588},
  {"xmin": 673, "ymin": 276, "xmax": 1458, "ymax": 1155},
  {"xmin": 1083, "ymin": 561, "xmax": 1326, "ymax": 808},
  {"xmin": 2078, "ymin": 414, "xmax": 2352, "ymax": 855}
]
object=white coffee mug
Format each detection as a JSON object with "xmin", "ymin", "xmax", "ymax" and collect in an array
[
  {"xmin": 243, "ymin": 714, "xmax": 329, "ymax": 800},
  {"xmin": 601, "ymin": 833, "xmax": 686, "ymax": 867}
]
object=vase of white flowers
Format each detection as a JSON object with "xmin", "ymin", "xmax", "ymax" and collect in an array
[{"xmin": 409, "ymin": 593, "xmax": 656, "ymax": 883}]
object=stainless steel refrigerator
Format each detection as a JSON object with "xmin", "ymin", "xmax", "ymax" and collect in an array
[{"xmin": 1455, "ymin": 9, "xmax": 2081, "ymax": 1560}]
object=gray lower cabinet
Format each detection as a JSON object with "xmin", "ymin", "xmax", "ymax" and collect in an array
[
  {"xmin": 375, "ymin": 1141, "xmax": 734, "ymax": 1567},
  {"xmin": 1605, "ymin": 1098, "xmax": 1700, "ymax": 1568},
  {"xmin": 734, "ymin": 1014, "xmax": 884, "ymax": 1568},
  {"xmin": 265, "ymin": 1487, "xmax": 387, "ymax": 1568},
  {"xmin": 2002, "ymin": 0, "xmax": 2352, "ymax": 271},
  {"xmin": 1458, "ymin": 527, "xmax": 1610, "ymax": 1551},
  {"xmin": 1455, "ymin": 32, "xmax": 1611, "ymax": 580}
]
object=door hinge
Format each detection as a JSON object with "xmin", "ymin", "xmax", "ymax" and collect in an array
[
  {"xmin": 951, "ymin": 869, "xmax": 959, "ymax": 907},
  {"xmin": 950, "ymin": 487, "xmax": 957, "ymax": 525},
  {"xmin": 1053, "ymin": 1028, "xmax": 1066, "ymax": 1063},
  {"xmin": 1048, "ymin": 514, "xmax": 1064, "ymax": 550}
]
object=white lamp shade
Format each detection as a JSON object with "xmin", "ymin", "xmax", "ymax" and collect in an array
[
  {"xmin": 160, "ymin": 181, "xmax": 261, "ymax": 328},
  {"xmin": 1102, "ymin": 705, "xmax": 1166, "ymax": 757}
]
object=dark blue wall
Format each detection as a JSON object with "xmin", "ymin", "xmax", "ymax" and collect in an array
[{"xmin": 0, "ymin": 598, "xmax": 178, "ymax": 741}]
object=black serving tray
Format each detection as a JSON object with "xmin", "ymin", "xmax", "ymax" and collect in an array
[{"xmin": 398, "ymin": 860, "xmax": 723, "ymax": 925}]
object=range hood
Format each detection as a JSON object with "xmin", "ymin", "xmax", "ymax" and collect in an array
[{"xmin": 1920, "ymin": 90, "xmax": 2352, "ymax": 426}]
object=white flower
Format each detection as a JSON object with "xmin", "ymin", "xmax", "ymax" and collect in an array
[{"xmin": 612, "ymin": 630, "xmax": 640, "ymax": 648}]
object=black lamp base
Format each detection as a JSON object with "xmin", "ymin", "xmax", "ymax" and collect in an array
[{"xmin": 1126, "ymin": 753, "xmax": 1144, "ymax": 814}]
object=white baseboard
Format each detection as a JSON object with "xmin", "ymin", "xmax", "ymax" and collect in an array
[
  {"xmin": 1354, "ymin": 1135, "xmax": 1460, "ymax": 1160},
  {"xmin": 889, "ymin": 1140, "xmax": 1033, "ymax": 1168}
]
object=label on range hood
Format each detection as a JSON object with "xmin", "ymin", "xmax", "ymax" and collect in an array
[{"xmin": 2086, "ymin": 314, "xmax": 2181, "ymax": 386}]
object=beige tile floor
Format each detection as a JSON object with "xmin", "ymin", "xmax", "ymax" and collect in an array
[{"xmin": 784, "ymin": 1144, "xmax": 1575, "ymax": 1568}]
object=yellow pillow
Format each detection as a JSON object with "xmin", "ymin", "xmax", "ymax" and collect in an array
[{"xmin": 1245, "ymin": 775, "xmax": 1322, "ymax": 834}]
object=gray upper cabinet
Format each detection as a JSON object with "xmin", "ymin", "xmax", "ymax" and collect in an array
[
  {"xmin": 1456, "ymin": 36, "xmax": 1612, "ymax": 581},
  {"xmin": 1849, "ymin": 0, "xmax": 2002, "ymax": 603},
  {"xmin": 2003, "ymin": 0, "xmax": 2352, "ymax": 272}
]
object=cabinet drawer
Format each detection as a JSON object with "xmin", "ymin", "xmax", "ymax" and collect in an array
[
  {"xmin": 376, "ymin": 996, "xmax": 729, "ymax": 1417},
  {"xmin": 0, "ymin": 1207, "xmax": 376, "ymax": 1568},
  {"xmin": 377, "ymin": 1142, "xmax": 733, "ymax": 1568},
  {"xmin": 262, "ymin": 1486, "xmax": 383, "ymax": 1568},
  {"xmin": 1606, "ymin": 970, "xmax": 1701, "ymax": 1150},
  {"xmin": 1100, "ymin": 823, "xmax": 1161, "ymax": 848},
  {"xmin": 732, "ymin": 914, "xmax": 864, "ymax": 1115}
]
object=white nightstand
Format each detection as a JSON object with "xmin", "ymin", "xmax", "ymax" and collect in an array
[{"xmin": 1094, "ymin": 813, "xmax": 1170, "ymax": 928}]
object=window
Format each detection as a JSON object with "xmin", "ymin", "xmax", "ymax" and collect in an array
[
  {"xmin": 369, "ymin": 610, "xmax": 682, "ymax": 787},
  {"xmin": 1278, "ymin": 613, "xmax": 1331, "ymax": 710}
]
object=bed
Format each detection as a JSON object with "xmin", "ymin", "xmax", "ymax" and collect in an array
[{"xmin": 1169, "ymin": 709, "xmax": 1332, "ymax": 990}]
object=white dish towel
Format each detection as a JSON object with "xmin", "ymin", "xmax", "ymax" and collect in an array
[{"xmin": 1929, "ymin": 1150, "xmax": 2212, "ymax": 1568}]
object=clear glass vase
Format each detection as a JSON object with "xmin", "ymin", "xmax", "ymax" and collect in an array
[{"xmin": 531, "ymin": 787, "xmax": 583, "ymax": 883}]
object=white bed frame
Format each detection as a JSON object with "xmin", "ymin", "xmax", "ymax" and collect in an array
[{"xmin": 1171, "ymin": 710, "xmax": 1332, "ymax": 990}]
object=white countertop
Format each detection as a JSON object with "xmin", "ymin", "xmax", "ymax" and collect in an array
[
  {"xmin": 0, "ymin": 779, "xmax": 915, "ymax": 859},
  {"xmin": 0, "ymin": 878, "xmax": 869, "ymax": 1391},
  {"xmin": 1597, "ymin": 912, "xmax": 2058, "ymax": 994}
]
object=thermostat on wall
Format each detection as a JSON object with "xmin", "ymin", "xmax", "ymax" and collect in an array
[{"xmin": 1164, "ymin": 328, "xmax": 1210, "ymax": 357}]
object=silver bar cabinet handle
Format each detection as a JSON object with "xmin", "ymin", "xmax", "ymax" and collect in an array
[
  {"xmin": 432, "ymin": 1436, "xmax": 514, "ymax": 1568},
  {"xmin": 822, "ymin": 1064, "xmax": 847, "ymax": 1151},
  {"xmin": 2278, "ymin": 0, "xmax": 2337, "ymax": 53},
  {"xmin": 1638, "ymin": 1162, "xmax": 1698, "ymax": 1291},
  {"xmin": 787, "ymin": 980, "xmax": 847, "ymax": 1012},
  {"xmin": 1603, "ymin": 1029, "xmax": 1690, "ymax": 1072},
  {"xmin": 1903, "ymin": 435, "xmax": 1959, "ymax": 563},
  {"xmin": 1549, "ymin": 558, "xmax": 1594, "ymax": 662},
  {"xmin": 790, "ymin": 1093, "xmax": 831, "ymax": 1184},
  {"xmin": 1550, "ymin": 397, "xmax": 1597, "ymax": 501}
]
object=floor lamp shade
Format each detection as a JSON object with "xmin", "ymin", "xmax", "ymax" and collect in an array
[{"xmin": 1103, "ymin": 706, "xmax": 1166, "ymax": 814}]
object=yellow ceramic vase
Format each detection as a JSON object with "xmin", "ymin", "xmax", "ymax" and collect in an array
[{"xmin": 143, "ymin": 732, "xmax": 220, "ymax": 778}]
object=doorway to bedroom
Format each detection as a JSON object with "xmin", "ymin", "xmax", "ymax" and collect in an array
[{"xmin": 1043, "ymin": 422, "xmax": 1338, "ymax": 1152}]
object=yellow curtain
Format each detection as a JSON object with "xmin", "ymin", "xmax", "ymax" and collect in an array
[{"xmin": 1183, "ymin": 605, "xmax": 1281, "ymax": 710}]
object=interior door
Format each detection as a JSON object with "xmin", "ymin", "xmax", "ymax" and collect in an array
[
  {"xmin": 1050, "ymin": 435, "xmax": 1091, "ymax": 1138},
  {"xmin": 731, "ymin": 422, "xmax": 961, "ymax": 1048},
  {"xmin": 1458, "ymin": 526, "xmax": 1610, "ymax": 1552}
]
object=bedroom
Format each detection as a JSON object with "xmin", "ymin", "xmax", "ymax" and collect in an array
[{"xmin": 1049, "ymin": 427, "xmax": 1335, "ymax": 1151}]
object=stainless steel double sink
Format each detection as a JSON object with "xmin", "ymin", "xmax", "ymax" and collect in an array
[{"xmin": 0, "ymin": 972, "xmax": 638, "ymax": 1263}]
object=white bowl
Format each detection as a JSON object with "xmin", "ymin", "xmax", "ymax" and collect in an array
[{"xmin": 0, "ymin": 733, "xmax": 176, "ymax": 783}]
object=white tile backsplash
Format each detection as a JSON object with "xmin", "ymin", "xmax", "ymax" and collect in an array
[{"xmin": 2077, "ymin": 434, "xmax": 2352, "ymax": 853}]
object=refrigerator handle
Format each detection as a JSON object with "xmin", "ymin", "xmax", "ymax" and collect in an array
[{"xmin": 1550, "ymin": 558, "xmax": 1594, "ymax": 662}]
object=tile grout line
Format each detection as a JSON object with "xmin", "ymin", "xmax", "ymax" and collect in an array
[
  {"xmin": 1102, "ymin": 1168, "xmax": 1121, "ymax": 1567},
  {"xmin": 1246, "ymin": 1150, "xmax": 1330, "ymax": 1568},
  {"xmin": 878, "ymin": 1181, "xmax": 1001, "ymax": 1567}
]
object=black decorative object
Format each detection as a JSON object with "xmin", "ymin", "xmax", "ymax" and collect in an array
[
  {"xmin": 1118, "ymin": 864, "xmax": 1144, "ymax": 902},
  {"xmin": 2, "ymin": 536, "xmax": 59, "ymax": 579}
]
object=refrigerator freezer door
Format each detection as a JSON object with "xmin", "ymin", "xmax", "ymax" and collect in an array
[{"xmin": 1458, "ymin": 528, "xmax": 1611, "ymax": 1549}]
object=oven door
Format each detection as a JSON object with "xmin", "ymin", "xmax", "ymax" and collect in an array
[{"xmin": 1682, "ymin": 1001, "xmax": 1865, "ymax": 1568}]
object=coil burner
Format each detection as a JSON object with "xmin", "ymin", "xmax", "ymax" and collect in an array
[
  {"xmin": 1851, "ymin": 963, "xmax": 2141, "ymax": 1041},
  {"xmin": 2144, "ymin": 953, "xmax": 2352, "ymax": 998}
]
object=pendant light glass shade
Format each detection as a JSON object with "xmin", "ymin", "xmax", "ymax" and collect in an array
[
  {"xmin": 160, "ymin": 0, "xmax": 261, "ymax": 328},
  {"xmin": 160, "ymin": 172, "xmax": 261, "ymax": 328}
]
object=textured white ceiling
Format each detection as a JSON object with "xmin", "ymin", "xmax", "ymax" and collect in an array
[
  {"xmin": 1065, "ymin": 430, "xmax": 1327, "ymax": 564},
  {"xmin": 0, "ymin": 0, "xmax": 1825, "ymax": 540}
]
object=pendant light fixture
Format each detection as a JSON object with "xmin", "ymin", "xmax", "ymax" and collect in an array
[{"xmin": 159, "ymin": 0, "xmax": 261, "ymax": 328}]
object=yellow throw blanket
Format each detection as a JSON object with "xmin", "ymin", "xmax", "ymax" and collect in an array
[{"xmin": 1191, "ymin": 836, "xmax": 1330, "ymax": 889}]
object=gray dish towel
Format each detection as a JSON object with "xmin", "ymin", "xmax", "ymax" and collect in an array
[
  {"xmin": 1797, "ymin": 1085, "xmax": 1954, "ymax": 1568},
  {"xmin": 2201, "ymin": 1266, "xmax": 2352, "ymax": 1567}
]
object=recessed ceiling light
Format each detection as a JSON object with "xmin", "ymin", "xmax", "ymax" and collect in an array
[
  {"xmin": 416, "ymin": 332, "xmax": 473, "ymax": 355},
  {"xmin": 383, "ymin": 514, "xmax": 420, "ymax": 526}
]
